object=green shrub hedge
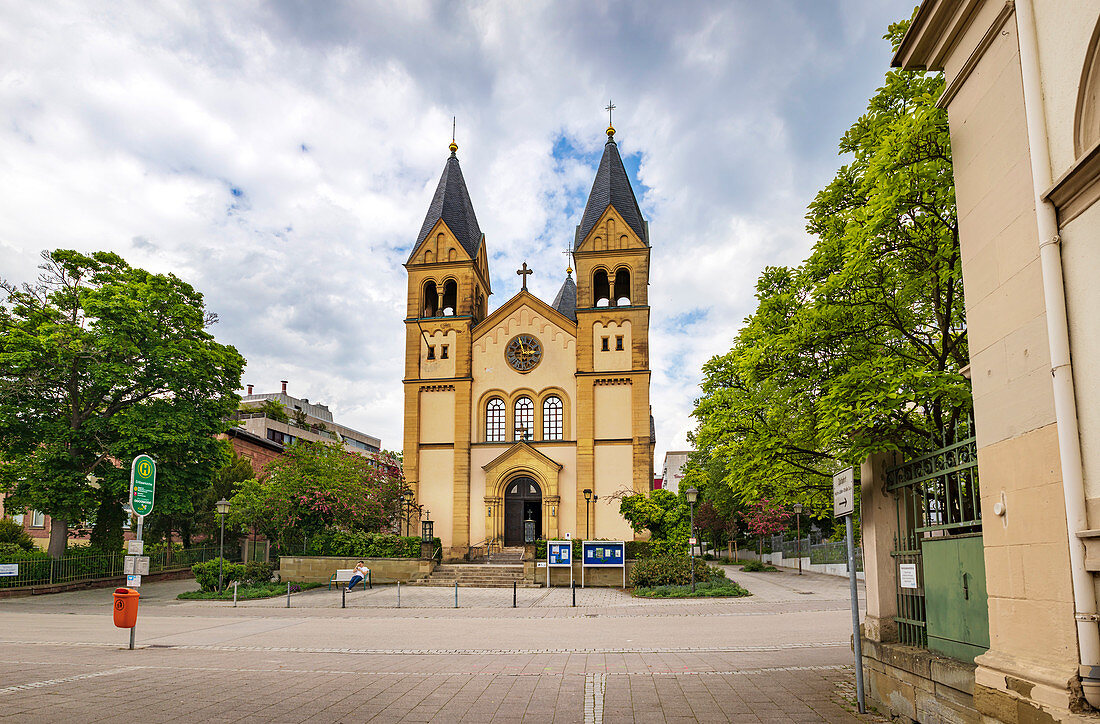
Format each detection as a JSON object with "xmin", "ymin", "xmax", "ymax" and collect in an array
[
  {"xmin": 306, "ymin": 531, "xmax": 438, "ymax": 558},
  {"xmin": 629, "ymin": 555, "xmax": 722, "ymax": 588},
  {"xmin": 0, "ymin": 518, "xmax": 35, "ymax": 552},
  {"xmin": 191, "ymin": 559, "xmax": 274, "ymax": 592},
  {"xmin": 533, "ymin": 539, "xmax": 651, "ymax": 560}
]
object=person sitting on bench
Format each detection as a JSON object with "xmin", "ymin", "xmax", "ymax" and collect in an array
[{"xmin": 347, "ymin": 561, "xmax": 370, "ymax": 591}]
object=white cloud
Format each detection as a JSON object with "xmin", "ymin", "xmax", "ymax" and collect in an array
[{"xmin": 0, "ymin": 0, "xmax": 911, "ymax": 462}]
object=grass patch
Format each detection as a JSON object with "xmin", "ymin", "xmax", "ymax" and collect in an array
[
  {"xmin": 177, "ymin": 582, "xmax": 324, "ymax": 600},
  {"xmin": 632, "ymin": 579, "xmax": 751, "ymax": 599}
]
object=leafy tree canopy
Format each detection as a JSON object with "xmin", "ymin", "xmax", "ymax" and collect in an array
[
  {"xmin": 688, "ymin": 20, "xmax": 969, "ymax": 512},
  {"xmin": 619, "ymin": 489, "xmax": 690, "ymax": 557},
  {"xmin": 0, "ymin": 250, "xmax": 245, "ymax": 556}
]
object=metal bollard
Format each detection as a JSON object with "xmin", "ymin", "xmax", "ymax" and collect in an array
[
  {"xmin": 342, "ymin": 586, "xmax": 346, "ymax": 609},
  {"xmin": 233, "ymin": 582, "xmax": 238, "ymax": 608},
  {"xmin": 286, "ymin": 581, "xmax": 291, "ymax": 608},
  {"xmin": 454, "ymin": 580, "xmax": 458, "ymax": 608},
  {"xmin": 397, "ymin": 580, "xmax": 401, "ymax": 608},
  {"xmin": 572, "ymin": 579, "xmax": 575, "ymax": 607},
  {"xmin": 513, "ymin": 580, "xmax": 517, "ymax": 608}
]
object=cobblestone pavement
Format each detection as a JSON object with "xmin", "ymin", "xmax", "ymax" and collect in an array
[{"xmin": 0, "ymin": 568, "xmax": 883, "ymax": 722}]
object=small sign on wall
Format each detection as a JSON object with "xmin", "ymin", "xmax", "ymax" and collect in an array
[{"xmin": 899, "ymin": 563, "xmax": 918, "ymax": 589}]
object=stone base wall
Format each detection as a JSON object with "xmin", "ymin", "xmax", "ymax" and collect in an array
[
  {"xmin": 523, "ymin": 561, "xmax": 634, "ymax": 587},
  {"xmin": 862, "ymin": 638, "xmax": 979, "ymax": 723},
  {"xmin": 278, "ymin": 556, "xmax": 436, "ymax": 584},
  {"xmin": 738, "ymin": 550, "xmax": 865, "ymax": 581}
]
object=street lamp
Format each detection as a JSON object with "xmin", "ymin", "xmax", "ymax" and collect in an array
[
  {"xmin": 685, "ymin": 487, "xmax": 698, "ymax": 592},
  {"xmin": 421, "ymin": 510, "xmax": 434, "ymax": 544},
  {"xmin": 582, "ymin": 489, "xmax": 592, "ymax": 540},
  {"xmin": 793, "ymin": 503, "xmax": 804, "ymax": 576},
  {"xmin": 215, "ymin": 498, "xmax": 231, "ymax": 592}
]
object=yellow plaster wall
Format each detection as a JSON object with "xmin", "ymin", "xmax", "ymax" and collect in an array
[
  {"xmin": 593, "ymin": 384, "xmax": 632, "ymax": 439},
  {"xmin": 419, "ymin": 389, "xmax": 455, "ymax": 444},
  {"xmin": 593, "ymin": 443, "xmax": 635, "ymax": 541},
  {"xmin": 418, "ymin": 448, "xmax": 454, "ymax": 546},
  {"xmin": 592, "ymin": 320, "xmax": 632, "ymax": 371},
  {"xmin": 469, "ymin": 445, "xmax": 578, "ymax": 542},
  {"xmin": 420, "ymin": 329, "xmax": 457, "ymax": 379}
]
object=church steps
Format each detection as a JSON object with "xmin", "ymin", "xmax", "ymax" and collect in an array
[{"xmin": 412, "ymin": 563, "xmax": 532, "ymax": 588}]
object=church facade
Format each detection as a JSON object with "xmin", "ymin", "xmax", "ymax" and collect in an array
[{"xmin": 402, "ymin": 126, "xmax": 655, "ymax": 560}]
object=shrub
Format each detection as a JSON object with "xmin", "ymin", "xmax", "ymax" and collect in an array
[
  {"xmin": 306, "ymin": 531, "xmax": 433, "ymax": 558},
  {"xmin": 740, "ymin": 560, "xmax": 778, "ymax": 572},
  {"xmin": 629, "ymin": 555, "xmax": 721, "ymax": 588},
  {"xmin": 191, "ymin": 558, "xmax": 246, "ymax": 591},
  {"xmin": 0, "ymin": 518, "xmax": 35, "ymax": 552},
  {"xmin": 243, "ymin": 561, "xmax": 275, "ymax": 585}
]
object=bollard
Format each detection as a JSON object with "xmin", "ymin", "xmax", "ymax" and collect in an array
[
  {"xmin": 397, "ymin": 580, "xmax": 401, "ymax": 608},
  {"xmin": 286, "ymin": 581, "xmax": 291, "ymax": 608},
  {"xmin": 342, "ymin": 585, "xmax": 346, "ymax": 609},
  {"xmin": 233, "ymin": 582, "xmax": 238, "ymax": 608},
  {"xmin": 572, "ymin": 579, "xmax": 576, "ymax": 607},
  {"xmin": 513, "ymin": 580, "xmax": 517, "ymax": 608},
  {"xmin": 129, "ymin": 628, "xmax": 135, "ymax": 650},
  {"xmin": 454, "ymin": 580, "xmax": 458, "ymax": 608}
]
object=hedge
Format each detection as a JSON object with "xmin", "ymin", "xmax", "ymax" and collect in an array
[
  {"xmin": 629, "ymin": 555, "xmax": 723, "ymax": 588},
  {"xmin": 306, "ymin": 531, "xmax": 439, "ymax": 558},
  {"xmin": 191, "ymin": 559, "xmax": 275, "ymax": 592}
]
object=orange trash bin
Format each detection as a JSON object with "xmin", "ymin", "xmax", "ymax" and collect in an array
[{"xmin": 113, "ymin": 587, "xmax": 139, "ymax": 628}]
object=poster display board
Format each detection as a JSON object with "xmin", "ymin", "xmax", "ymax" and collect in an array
[
  {"xmin": 546, "ymin": 540, "xmax": 573, "ymax": 588},
  {"xmin": 581, "ymin": 541, "xmax": 626, "ymax": 587}
]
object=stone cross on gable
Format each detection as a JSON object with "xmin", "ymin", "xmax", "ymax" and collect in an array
[{"xmin": 517, "ymin": 262, "xmax": 533, "ymax": 291}]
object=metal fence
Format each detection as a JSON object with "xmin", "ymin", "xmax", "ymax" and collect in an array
[{"xmin": 0, "ymin": 545, "xmax": 238, "ymax": 589}]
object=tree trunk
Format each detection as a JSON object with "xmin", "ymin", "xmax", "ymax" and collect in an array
[{"xmin": 47, "ymin": 518, "xmax": 68, "ymax": 559}]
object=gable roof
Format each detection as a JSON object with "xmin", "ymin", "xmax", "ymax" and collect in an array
[
  {"xmin": 410, "ymin": 151, "xmax": 483, "ymax": 263},
  {"xmin": 575, "ymin": 134, "xmax": 647, "ymax": 248},
  {"xmin": 551, "ymin": 273, "xmax": 577, "ymax": 321},
  {"xmin": 472, "ymin": 289, "xmax": 577, "ymax": 342}
]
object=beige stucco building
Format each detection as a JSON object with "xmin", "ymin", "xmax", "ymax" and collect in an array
[
  {"xmin": 855, "ymin": 2, "xmax": 1100, "ymax": 722},
  {"xmin": 402, "ymin": 129, "xmax": 655, "ymax": 560}
]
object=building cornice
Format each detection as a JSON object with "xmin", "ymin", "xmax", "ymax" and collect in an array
[{"xmin": 1044, "ymin": 137, "xmax": 1100, "ymax": 225}]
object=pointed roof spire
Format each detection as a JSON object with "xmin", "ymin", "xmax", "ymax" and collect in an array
[
  {"xmin": 575, "ymin": 124, "xmax": 647, "ymax": 249},
  {"xmin": 551, "ymin": 270, "xmax": 577, "ymax": 321},
  {"xmin": 410, "ymin": 142, "xmax": 483, "ymax": 262}
]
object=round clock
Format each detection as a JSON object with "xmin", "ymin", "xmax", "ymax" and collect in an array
[{"xmin": 505, "ymin": 334, "xmax": 543, "ymax": 372}]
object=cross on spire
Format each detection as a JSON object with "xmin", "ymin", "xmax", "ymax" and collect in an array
[
  {"xmin": 605, "ymin": 100, "xmax": 616, "ymax": 126},
  {"xmin": 517, "ymin": 262, "xmax": 534, "ymax": 291},
  {"xmin": 562, "ymin": 248, "xmax": 573, "ymax": 275}
]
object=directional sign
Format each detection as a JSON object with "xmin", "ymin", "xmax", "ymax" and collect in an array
[
  {"xmin": 833, "ymin": 467, "xmax": 855, "ymax": 518},
  {"xmin": 129, "ymin": 455, "xmax": 156, "ymax": 516}
]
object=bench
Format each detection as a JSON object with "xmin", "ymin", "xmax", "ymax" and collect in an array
[{"xmin": 330, "ymin": 568, "xmax": 372, "ymax": 591}]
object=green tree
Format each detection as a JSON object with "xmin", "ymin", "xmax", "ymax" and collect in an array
[
  {"xmin": 689, "ymin": 20, "xmax": 968, "ymax": 508},
  {"xmin": 0, "ymin": 250, "xmax": 245, "ymax": 557},
  {"xmin": 618, "ymin": 489, "xmax": 690, "ymax": 557}
]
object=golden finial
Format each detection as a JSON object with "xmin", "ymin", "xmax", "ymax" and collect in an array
[
  {"xmin": 605, "ymin": 100, "xmax": 616, "ymax": 139},
  {"xmin": 449, "ymin": 116, "xmax": 458, "ymax": 155},
  {"xmin": 567, "ymin": 265, "xmax": 573, "ymax": 275}
]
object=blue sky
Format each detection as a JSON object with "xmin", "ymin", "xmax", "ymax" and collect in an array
[{"xmin": 0, "ymin": 0, "xmax": 914, "ymax": 461}]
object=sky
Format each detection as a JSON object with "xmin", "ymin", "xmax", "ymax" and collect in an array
[{"xmin": 0, "ymin": 0, "xmax": 912, "ymax": 465}]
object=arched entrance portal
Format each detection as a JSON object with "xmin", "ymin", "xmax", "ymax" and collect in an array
[{"xmin": 504, "ymin": 476, "xmax": 542, "ymax": 546}]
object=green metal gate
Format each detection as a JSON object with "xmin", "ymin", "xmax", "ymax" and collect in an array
[{"xmin": 885, "ymin": 416, "xmax": 988, "ymax": 662}]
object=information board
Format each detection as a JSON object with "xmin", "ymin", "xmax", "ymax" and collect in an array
[
  {"xmin": 124, "ymin": 556, "xmax": 150, "ymax": 576},
  {"xmin": 899, "ymin": 563, "xmax": 918, "ymax": 589},
  {"xmin": 581, "ymin": 541, "xmax": 626, "ymax": 588},
  {"xmin": 546, "ymin": 540, "xmax": 573, "ymax": 588},
  {"xmin": 126, "ymin": 574, "xmax": 142, "ymax": 587},
  {"xmin": 129, "ymin": 454, "xmax": 156, "ymax": 517}
]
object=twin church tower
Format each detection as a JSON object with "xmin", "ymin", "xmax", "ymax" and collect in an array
[{"xmin": 402, "ymin": 124, "xmax": 655, "ymax": 560}]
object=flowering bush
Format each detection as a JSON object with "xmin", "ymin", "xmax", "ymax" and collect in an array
[{"xmin": 743, "ymin": 498, "xmax": 791, "ymax": 538}]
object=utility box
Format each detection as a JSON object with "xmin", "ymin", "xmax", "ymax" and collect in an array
[{"xmin": 922, "ymin": 534, "xmax": 989, "ymax": 662}]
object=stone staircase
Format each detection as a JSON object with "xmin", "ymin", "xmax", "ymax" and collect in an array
[
  {"xmin": 413, "ymin": 562, "xmax": 535, "ymax": 588},
  {"xmin": 488, "ymin": 546, "xmax": 524, "ymax": 564}
]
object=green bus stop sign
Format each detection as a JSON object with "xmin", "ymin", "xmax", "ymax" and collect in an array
[{"xmin": 130, "ymin": 454, "xmax": 156, "ymax": 516}]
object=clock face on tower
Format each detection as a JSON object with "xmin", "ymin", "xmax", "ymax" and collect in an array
[{"xmin": 505, "ymin": 334, "xmax": 543, "ymax": 372}]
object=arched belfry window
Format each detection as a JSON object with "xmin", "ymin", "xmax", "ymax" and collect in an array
[
  {"xmin": 423, "ymin": 280, "xmax": 438, "ymax": 318},
  {"xmin": 514, "ymin": 397, "xmax": 534, "ymax": 441},
  {"xmin": 614, "ymin": 268, "xmax": 631, "ymax": 306},
  {"xmin": 442, "ymin": 280, "xmax": 458, "ymax": 316},
  {"xmin": 486, "ymin": 398, "xmax": 505, "ymax": 442},
  {"xmin": 594, "ymin": 270, "xmax": 610, "ymax": 308},
  {"xmin": 543, "ymin": 396, "xmax": 563, "ymax": 441}
]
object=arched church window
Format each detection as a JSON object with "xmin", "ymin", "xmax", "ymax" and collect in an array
[
  {"xmin": 486, "ymin": 398, "xmax": 505, "ymax": 442},
  {"xmin": 543, "ymin": 396, "xmax": 563, "ymax": 440},
  {"xmin": 514, "ymin": 397, "xmax": 533, "ymax": 441},
  {"xmin": 442, "ymin": 280, "xmax": 458, "ymax": 316},
  {"xmin": 1077, "ymin": 19, "xmax": 1100, "ymax": 156},
  {"xmin": 594, "ymin": 269, "xmax": 610, "ymax": 307},
  {"xmin": 614, "ymin": 268, "xmax": 631, "ymax": 306},
  {"xmin": 423, "ymin": 280, "xmax": 438, "ymax": 317}
]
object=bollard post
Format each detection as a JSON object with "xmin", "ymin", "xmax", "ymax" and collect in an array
[
  {"xmin": 513, "ymin": 580, "xmax": 517, "ymax": 608},
  {"xmin": 342, "ymin": 585, "xmax": 346, "ymax": 609},
  {"xmin": 286, "ymin": 581, "xmax": 291, "ymax": 608},
  {"xmin": 454, "ymin": 580, "xmax": 458, "ymax": 608},
  {"xmin": 233, "ymin": 582, "xmax": 238, "ymax": 608},
  {"xmin": 572, "ymin": 579, "xmax": 576, "ymax": 607},
  {"xmin": 129, "ymin": 628, "xmax": 135, "ymax": 650},
  {"xmin": 397, "ymin": 580, "xmax": 401, "ymax": 608}
]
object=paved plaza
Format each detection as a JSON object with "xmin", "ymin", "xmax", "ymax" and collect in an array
[{"xmin": 0, "ymin": 567, "xmax": 882, "ymax": 722}]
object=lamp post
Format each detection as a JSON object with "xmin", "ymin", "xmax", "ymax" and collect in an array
[
  {"xmin": 583, "ymin": 489, "xmax": 592, "ymax": 540},
  {"xmin": 793, "ymin": 503, "xmax": 803, "ymax": 576},
  {"xmin": 685, "ymin": 487, "xmax": 698, "ymax": 592},
  {"xmin": 216, "ymin": 498, "xmax": 231, "ymax": 592}
]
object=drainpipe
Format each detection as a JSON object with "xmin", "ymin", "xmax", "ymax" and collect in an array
[{"xmin": 1015, "ymin": 0, "xmax": 1100, "ymax": 707}]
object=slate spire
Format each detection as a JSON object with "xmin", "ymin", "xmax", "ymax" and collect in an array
[
  {"xmin": 574, "ymin": 127, "xmax": 647, "ymax": 248},
  {"xmin": 410, "ymin": 142, "xmax": 484, "ymax": 262},
  {"xmin": 551, "ymin": 270, "xmax": 577, "ymax": 321}
]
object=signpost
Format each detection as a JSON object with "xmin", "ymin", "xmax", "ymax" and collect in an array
[
  {"xmin": 126, "ymin": 454, "xmax": 155, "ymax": 650},
  {"xmin": 834, "ymin": 467, "xmax": 866, "ymax": 714},
  {"xmin": 547, "ymin": 540, "xmax": 573, "ymax": 589},
  {"xmin": 581, "ymin": 541, "xmax": 625, "ymax": 588}
]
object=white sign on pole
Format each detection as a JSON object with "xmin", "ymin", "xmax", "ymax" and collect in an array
[
  {"xmin": 127, "ymin": 540, "xmax": 144, "ymax": 555},
  {"xmin": 899, "ymin": 563, "xmax": 918, "ymax": 589},
  {"xmin": 124, "ymin": 556, "xmax": 150, "ymax": 576},
  {"xmin": 833, "ymin": 467, "xmax": 856, "ymax": 518},
  {"xmin": 126, "ymin": 574, "xmax": 142, "ymax": 587},
  {"xmin": 0, "ymin": 564, "xmax": 18, "ymax": 577}
]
